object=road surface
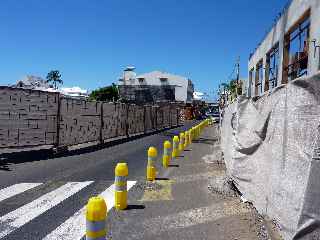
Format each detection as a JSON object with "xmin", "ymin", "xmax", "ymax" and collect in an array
[{"xmin": 0, "ymin": 122, "xmax": 195, "ymax": 240}]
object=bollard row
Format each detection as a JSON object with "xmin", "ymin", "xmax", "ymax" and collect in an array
[{"xmin": 85, "ymin": 119, "xmax": 211, "ymax": 239}]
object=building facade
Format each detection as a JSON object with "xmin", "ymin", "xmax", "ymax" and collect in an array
[
  {"xmin": 118, "ymin": 67, "xmax": 194, "ymax": 103},
  {"xmin": 247, "ymin": 0, "xmax": 320, "ymax": 97}
]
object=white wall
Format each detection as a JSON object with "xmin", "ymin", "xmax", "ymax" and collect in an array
[
  {"xmin": 135, "ymin": 71, "xmax": 193, "ymax": 102},
  {"xmin": 248, "ymin": 0, "xmax": 320, "ymax": 97}
]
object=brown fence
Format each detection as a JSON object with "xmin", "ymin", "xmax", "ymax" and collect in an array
[{"xmin": 0, "ymin": 87, "xmax": 182, "ymax": 149}]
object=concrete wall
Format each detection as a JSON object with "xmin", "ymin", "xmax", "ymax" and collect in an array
[
  {"xmin": 248, "ymin": 0, "xmax": 320, "ymax": 97},
  {"xmin": 59, "ymin": 98, "xmax": 102, "ymax": 146},
  {"xmin": 0, "ymin": 87, "xmax": 182, "ymax": 149},
  {"xmin": 0, "ymin": 87, "xmax": 59, "ymax": 148}
]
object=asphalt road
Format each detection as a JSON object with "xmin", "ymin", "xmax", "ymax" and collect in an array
[{"xmin": 0, "ymin": 121, "xmax": 197, "ymax": 240}]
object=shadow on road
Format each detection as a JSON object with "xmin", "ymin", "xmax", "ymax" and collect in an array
[
  {"xmin": 126, "ymin": 204, "xmax": 146, "ymax": 210},
  {"xmin": 155, "ymin": 177, "xmax": 170, "ymax": 181},
  {"xmin": 168, "ymin": 164, "xmax": 179, "ymax": 168},
  {"xmin": 193, "ymin": 137, "xmax": 218, "ymax": 145}
]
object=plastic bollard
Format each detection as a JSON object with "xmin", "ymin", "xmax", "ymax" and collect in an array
[
  {"xmin": 189, "ymin": 129, "xmax": 192, "ymax": 145},
  {"xmin": 172, "ymin": 136, "xmax": 179, "ymax": 158},
  {"xmin": 179, "ymin": 132, "xmax": 185, "ymax": 152},
  {"xmin": 115, "ymin": 163, "xmax": 128, "ymax": 210},
  {"xmin": 191, "ymin": 127, "xmax": 195, "ymax": 141},
  {"xmin": 147, "ymin": 147, "xmax": 157, "ymax": 181},
  {"xmin": 86, "ymin": 196, "xmax": 107, "ymax": 240},
  {"xmin": 184, "ymin": 131, "xmax": 189, "ymax": 148},
  {"xmin": 162, "ymin": 141, "xmax": 171, "ymax": 168},
  {"xmin": 194, "ymin": 126, "xmax": 198, "ymax": 139}
]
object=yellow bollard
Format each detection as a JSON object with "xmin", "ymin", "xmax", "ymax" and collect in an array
[
  {"xmin": 147, "ymin": 147, "xmax": 157, "ymax": 181},
  {"xmin": 191, "ymin": 127, "xmax": 195, "ymax": 141},
  {"xmin": 86, "ymin": 196, "xmax": 107, "ymax": 240},
  {"xmin": 179, "ymin": 132, "xmax": 185, "ymax": 152},
  {"xmin": 115, "ymin": 163, "xmax": 128, "ymax": 210},
  {"xmin": 184, "ymin": 131, "xmax": 189, "ymax": 148},
  {"xmin": 172, "ymin": 136, "xmax": 179, "ymax": 158},
  {"xmin": 163, "ymin": 141, "xmax": 171, "ymax": 168},
  {"xmin": 189, "ymin": 129, "xmax": 192, "ymax": 145},
  {"xmin": 194, "ymin": 126, "xmax": 198, "ymax": 139}
]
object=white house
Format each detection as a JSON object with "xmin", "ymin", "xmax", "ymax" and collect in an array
[{"xmin": 118, "ymin": 67, "xmax": 194, "ymax": 103}]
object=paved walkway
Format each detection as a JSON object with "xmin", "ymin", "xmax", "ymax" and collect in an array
[{"xmin": 107, "ymin": 125, "xmax": 281, "ymax": 240}]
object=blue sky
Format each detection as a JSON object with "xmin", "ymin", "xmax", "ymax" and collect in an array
[{"xmin": 0, "ymin": 0, "xmax": 287, "ymax": 98}]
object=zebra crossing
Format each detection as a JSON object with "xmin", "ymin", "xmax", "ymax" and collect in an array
[{"xmin": 0, "ymin": 181, "xmax": 137, "ymax": 240}]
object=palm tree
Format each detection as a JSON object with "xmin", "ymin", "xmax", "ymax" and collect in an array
[{"xmin": 46, "ymin": 70, "xmax": 63, "ymax": 89}]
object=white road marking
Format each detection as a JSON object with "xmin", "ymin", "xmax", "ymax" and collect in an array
[
  {"xmin": 0, "ymin": 183, "xmax": 42, "ymax": 202},
  {"xmin": 0, "ymin": 181, "xmax": 93, "ymax": 239},
  {"xmin": 43, "ymin": 181, "xmax": 137, "ymax": 240}
]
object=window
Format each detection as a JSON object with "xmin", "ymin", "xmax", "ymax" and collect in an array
[
  {"xmin": 248, "ymin": 68, "xmax": 255, "ymax": 97},
  {"xmin": 159, "ymin": 77, "xmax": 168, "ymax": 85},
  {"xmin": 255, "ymin": 60, "xmax": 263, "ymax": 96},
  {"xmin": 266, "ymin": 43, "xmax": 280, "ymax": 91},
  {"xmin": 137, "ymin": 78, "xmax": 145, "ymax": 84},
  {"xmin": 283, "ymin": 12, "xmax": 310, "ymax": 83}
]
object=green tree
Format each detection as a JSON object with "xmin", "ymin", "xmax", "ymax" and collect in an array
[
  {"xmin": 46, "ymin": 70, "xmax": 63, "ymax": 89},
  {"xmin": 89, "ymin": 84, "xmax": 119, "ymax": 102}
]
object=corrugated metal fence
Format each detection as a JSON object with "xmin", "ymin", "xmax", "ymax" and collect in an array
[{"xmin": 0, "ymin": 87, "xmax": 182, "ymax": 149}]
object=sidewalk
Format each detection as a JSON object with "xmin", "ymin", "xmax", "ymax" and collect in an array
[{"xmin": 107, "ymin": 125, "xmax": 281, "ymax": 240}]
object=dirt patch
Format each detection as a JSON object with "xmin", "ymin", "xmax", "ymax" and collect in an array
[
  {"xmin": 207, "ymin": 166, "xmax": 282, "ymax": 239},
  {"xmin": 208, "ymin": 175, "xmax": 238, "ymax": 198}
]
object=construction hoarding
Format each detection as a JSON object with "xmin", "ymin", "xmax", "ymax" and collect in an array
[{"xmin": 221, "ymin": 72, "xmax": 320, "ymax": 240}]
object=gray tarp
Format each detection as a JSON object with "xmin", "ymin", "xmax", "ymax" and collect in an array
[{"xmin": 221, "ymin": 72, "xmax": 320, "ymax": 240}]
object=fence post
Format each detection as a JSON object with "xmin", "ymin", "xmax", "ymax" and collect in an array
[
  {"xmin": 143, "ymin": 105, "xmax": 147, "ymax": 134},
  {"xmin": 99, "ymin": 102, "xmax": 103, "ymax": 145},
  {"xmin": 170, "ymin": 105, "xmax": 172, "ymax": 128},
  {"xmin": 55, "ymin": 93, "xmax": 61, "ymax": 148},
  {"xmin": 155, "ymin": 107, "xmax": 158, "ymax": 131},
  {"xmin": 126, "ymin": 104, "xmax": 129, "ymax": 137},
  {"xmin": 177, "ymin": 108, "xmax": 179, "ymax": 126}
]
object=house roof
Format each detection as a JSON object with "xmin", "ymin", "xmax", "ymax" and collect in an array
[
  {"xmin": 135, "ymin": 71, "xmax": 188, "ymax": 80},
  {"xmin": 16, "ymin": 75, "xmax": 50, "ymax": 88}
]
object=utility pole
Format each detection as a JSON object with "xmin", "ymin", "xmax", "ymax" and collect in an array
[
  {"xmin": 236, "ymin": 56, "xmax": 240, "ymax": 95},
  {"xmin": 236, "ymin": 56, "xmax": 240, "ymax": 83}
]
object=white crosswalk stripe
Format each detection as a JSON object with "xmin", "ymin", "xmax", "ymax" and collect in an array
[
  {"xmin": 43, "ymin": 181, "xmax": 137, "ymax": 240},
  {"xmin": 0, "ymin": 181, "xmax": 138, "ymax": 240},
  {"xmin": 0, "ymin": 181, "xmax": 93, "ymax": 239},
  {"xmin": 0, "ymin": 183, "xmax": 42, "ymax": 203}
]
